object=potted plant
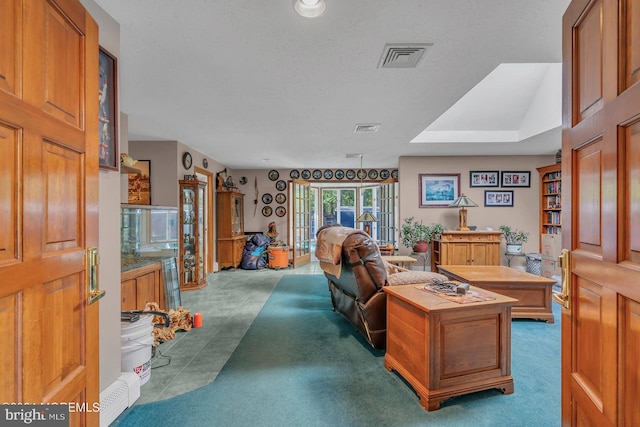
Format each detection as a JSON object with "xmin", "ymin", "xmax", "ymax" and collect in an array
[
  {"xmin": 499, "ymin": 225, "xmax": 529, "ymax": 254},
  {"xmin": 400, "ymin": 218, "xmax": 446, "ymax": 253}
]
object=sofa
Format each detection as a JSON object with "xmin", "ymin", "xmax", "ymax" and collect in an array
[{"xmin": 315, "ymin": 226, "xmax": 447, "ymax": 349}]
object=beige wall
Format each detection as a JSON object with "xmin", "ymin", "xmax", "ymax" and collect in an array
[
  {"xmin": 398, "ymin": 155, "xmax": 557, "ymax": 267},
  {"xmin": 80, "ymin": 0, "xmax": 123, "ymax": 392}
]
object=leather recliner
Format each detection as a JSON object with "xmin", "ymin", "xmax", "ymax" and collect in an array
[{"xmin": 315, "ymin": 226, "xmax": 446, "ymax": 349}]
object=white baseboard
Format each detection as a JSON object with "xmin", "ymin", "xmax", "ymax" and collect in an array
[{"xmin": 100, "ymin": 372, "xmax": 140, "ymax": 427}]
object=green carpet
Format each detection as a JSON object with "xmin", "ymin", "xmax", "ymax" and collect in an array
[{"xmin": 114, "ymin": 274, "xmax": 560, "ymax": 426}]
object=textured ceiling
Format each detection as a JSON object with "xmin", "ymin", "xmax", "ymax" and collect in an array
[{"xmin": 94, "ymin": 0, "xmax": 570, "ymax": 169}]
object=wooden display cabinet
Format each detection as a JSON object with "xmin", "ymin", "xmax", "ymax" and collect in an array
[
  {"xmin": 536, "ymin": 163, "xmax": 561, "ymax": 247},
  {"xmin": 431, "ymin": 231, "xmax": 501, "ymax": 271},
  {"xmin": 179, "ymin": 179, "xmax": 208, "ymax": 290},
  {"xmin": 121, "ymin": 262, "xmax": 165, "ymax": 310},
  {"xmin": 216, "ymin": 191, "xmax": 246, "ymax": 269}
]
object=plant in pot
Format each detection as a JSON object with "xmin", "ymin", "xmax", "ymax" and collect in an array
[
  {"xmin": 400, "ymin": 217, "xmax": 444, "ymax": 253},
  {"xmin": 499, "ymin": 225, "xmax": 529, "ymax": 254}
]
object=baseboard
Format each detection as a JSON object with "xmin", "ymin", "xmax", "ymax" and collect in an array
[{"xmin": 99, "ymin": 373, "xmax": 140, "ymax": 427}]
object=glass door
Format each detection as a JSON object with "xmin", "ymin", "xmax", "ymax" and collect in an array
[{"xmin": 291, "ymin": 179, "xmax": 311, "ymax": 268}]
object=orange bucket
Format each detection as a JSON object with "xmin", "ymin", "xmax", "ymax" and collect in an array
[{"xmin": 268, "ymin": 247, "xmax": 289, "ymax": 269}]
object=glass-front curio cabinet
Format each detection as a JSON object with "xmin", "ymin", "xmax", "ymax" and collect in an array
[{"xmin": 179, "ymin": 179, "xmax": 208, "ymax": 290}]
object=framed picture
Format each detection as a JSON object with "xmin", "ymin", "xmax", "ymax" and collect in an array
[
  {"xmin": 419, "ymin": 173, "xmax": 460, "ymax": 207},
  {"xmin": 469, "ymin": 170, "xmax": 499, "ymax": 187},
  {"xmin": 128, "ymin": 160, "xmax": 151, "ymax": 204},
  {"xmin": 484, "ymin": 190, "xmax": 514, "ymax": 207},
  {"xmin": 501, "ymin": 171, "xmax": 531, "ymax": 187},
  {"xmin": 99, "ymin": 47, "xmax": 118, "ymax": 170}
]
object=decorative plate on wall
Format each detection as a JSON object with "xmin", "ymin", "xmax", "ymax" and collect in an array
[
  {"xmin": 323, "ymin": 169, "xmax": 333, "ymax": 180},
  {"xmin": 275, "ymin": 206, "xmax": 286, "ymax": 217},
  {"xmin": 346, "ymin": 169, "xmax": 356, "ymax": 180},
  {"xmin": 312, "ymin": 170, "xmax": 322, "ymax": 180},
  {"xmin": 262, "ymin": 193, "xmax": 273, "ymax": 204},
  {"xmin": 368, "ymin": 169, "xmax": 378, "ymax": 179},
  {"xmin": 262, "ymin": 206, "xmax": 273, "ymax": 217},
  {"xmin": 334, "ymin": 169, "xmax": 345, "ymax": 180},
  {"xmin": 391, "ymin": 169, "xmax": 399, "ymax": 179},
  {"xmin": 357, "ymin": 169, "xmax": 367, "ymax": 180},
  {"xmin": 290, "ymin": 170, "xmax": 300, "ymax": 179},
  {"xmin": 301, "ymin": 169, "xmax": 311, "ymax": 180},
  {"xmin": 379, "ymin": 169, "xmax": 390, "ymax": 180},
  {"xmin": 268, "ymin": 170, "xmax": 279, "ymax": 181},
  {"xmin": 275, "ymin": 193, "xmax": 286, "ymax": 204},
  {"xmin": 275, "ymin": 180, "xmax": 287, "ymax": 191}
]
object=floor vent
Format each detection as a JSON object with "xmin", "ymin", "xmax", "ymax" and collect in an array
[
  {"xmin": 100, "ymin": 373, "xmax": 140, "ymax": 427},
  {"xmin": 378, "ymin": 43, "xmax": 433, "ymax": 68},
  {"xmin": 354, "ymin": 123, "xmax": 381, "ymax": 133}
]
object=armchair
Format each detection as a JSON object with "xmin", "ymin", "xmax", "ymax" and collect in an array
[{"xmin": 315, "ymin": 226, "xmax": 447, "ymax": 349}]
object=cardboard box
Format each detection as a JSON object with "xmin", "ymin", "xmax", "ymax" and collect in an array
[
  {"xmin": 541, "ymin": 258, "xmax": 561, "ymax": 278},
  {"xmin": 541, "ymin": 234, "xmax": 562, "ymax": 260}
]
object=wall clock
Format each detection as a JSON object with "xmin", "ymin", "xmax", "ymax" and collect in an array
[{"xmin": 182, "ymin": 152, "xmax": 192, "ymax": 169}]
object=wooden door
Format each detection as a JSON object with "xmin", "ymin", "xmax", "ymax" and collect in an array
[
  {"xmin": 291, "ymin": 179, "xmax": 311, "ymax": 268},
  {"xmin": 0, "ymin": 0, "xmax": 99, "ymax": 424},
  {"xmin": 560, "ymin": 1, "xmax": 640, "ymax": 425}
]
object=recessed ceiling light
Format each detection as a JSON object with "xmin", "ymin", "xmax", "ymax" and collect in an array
[{"xmin": 293, "ymin": 0, "xmax": 326, "ymax": 18}]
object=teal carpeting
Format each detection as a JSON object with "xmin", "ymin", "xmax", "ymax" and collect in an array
[{"xmin": 114, "ymin": 274, "xmax": 560, "ymax": 426}]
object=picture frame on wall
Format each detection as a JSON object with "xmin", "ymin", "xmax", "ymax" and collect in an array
[
  {"xmin": 501, "ymin": 171, "xmax": 531, "ymax": 187},
  {"xmin": 484, "ymin": 190, "xmax": 514, "ymax": 207},
  {"xmin": 469, "ymin": 170, "xmax": 499, "ymax": 187},
  {"xmin": 99, "ymin": 47, "xmax": 118, "ymax": 170},
  {"xmin": 128, "ymin": 160, "xmax": 151, "ymax": 205},
  {"xmin": 419, "ymin": 173, "xmax": 460, "ymax": 207}
]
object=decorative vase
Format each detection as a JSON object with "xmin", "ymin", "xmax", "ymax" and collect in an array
[
  {"xmin": 506, "ymin": 243, "xmax": 523, "ymax": 254},
  {"xmin": 412, "ymin": 241, "xmax": 428, "ymax": 253}
]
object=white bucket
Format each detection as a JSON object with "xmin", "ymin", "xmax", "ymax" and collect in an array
[{"xmin": 121, "ymin": 315, "xmax": 154, "ymax": 386}]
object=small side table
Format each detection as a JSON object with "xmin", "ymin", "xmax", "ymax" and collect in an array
[
  {"xmin": 411, "ymin": 251, "xmax": 430, "ymax": 271},
  {"xmin": 504, "ymin": 252, "xmax": 525, "ymax": 267}
]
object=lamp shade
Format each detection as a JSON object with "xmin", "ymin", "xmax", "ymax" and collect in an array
[
  {"xmin": 448, "ymin": 194, "xmax": 478, "ymax": 208},
  {"xmin": 356, "ymin": 211, "xmax": 377, "ymax": 222}
]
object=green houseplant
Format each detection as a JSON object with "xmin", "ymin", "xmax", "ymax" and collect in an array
[
  {"xmin": 400, "ymin": 217, "xmax": 446, "ymax": 253},
  {"xmin": 499, "ymin": 225, "xmax": 529, "ymax": 254}
]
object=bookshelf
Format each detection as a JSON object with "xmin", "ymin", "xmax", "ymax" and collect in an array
[{"xmin": 537, "ymin": 163, "xmax": 562, "ymax": 246}]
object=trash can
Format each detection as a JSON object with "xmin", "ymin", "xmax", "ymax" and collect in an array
[
  {"xmin": 268, "ymin": 246, "xmax": 289, "ymax": 269},
  {"xmin": 525, "ymin": 253, "xmax": 542, "ymax": 275}
]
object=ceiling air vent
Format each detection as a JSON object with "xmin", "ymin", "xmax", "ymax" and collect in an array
[
  {"xmin": 354, "ymin": 123, "xmax": 381, "ymax": 133},
  {"xmin": 378, "ymin": 43, "xmax": 433, "ymax": 68}
]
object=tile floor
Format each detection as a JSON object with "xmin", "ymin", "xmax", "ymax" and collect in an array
[{"xmin": 135, "ymin": 262, "xmax": 324, "ymax": 405}]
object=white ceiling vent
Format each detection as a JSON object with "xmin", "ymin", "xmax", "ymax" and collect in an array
[
  {"xmin": 354, "ymin": 123, "xmax": 381, "ymax": 133},
  {"xmin": 378, "ymin": 43, "xmax": 433, "ymax": 68}
]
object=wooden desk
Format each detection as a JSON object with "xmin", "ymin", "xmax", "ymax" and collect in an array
[
  {"xmin": 437, "ymin": 265, "xmax": 557, "ymax": 323},
  {"xmin": 381, "ymin": 255, "xmax": 417, "ymax": 269},
  {"xmin": 383, "ymin": 285, "xmax": 516, "ymax": 411}
]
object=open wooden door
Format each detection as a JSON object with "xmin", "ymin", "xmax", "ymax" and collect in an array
[
  {"xmin": 0, "ymin": 1, "xmax": 100, "ymax": 424},
  {"xmin": 290, "ymin": 179, "xmax": 311, "ymax": 268},
  {"xmin": 559, "ymin": 1, "xmax": 640, "ymax": 425}
]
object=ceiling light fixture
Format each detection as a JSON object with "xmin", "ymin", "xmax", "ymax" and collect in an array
[{"xmin": 293, "ymin": 0, "xmax": 326, "ymax": 18}]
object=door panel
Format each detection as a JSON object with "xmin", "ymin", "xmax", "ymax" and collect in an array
[
  {"xmin": 0, "ymin": 1, "xmax": 99, "ymax": 424},
  {"xmin": 291, "ymin": 179, "xmax": 311, "ymax": 268},
  {"xmin": 562, "ymin": 0, "xmax": 640, "ymax": 425}
]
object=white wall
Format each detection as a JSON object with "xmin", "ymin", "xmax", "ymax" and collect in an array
[
  {"xmin": 80, "ymin": 0, "xmax": 122, "ymax": 392},
  {"xmin": 398, "ymin": 155, "xmax": 556, "ymax": 268}
]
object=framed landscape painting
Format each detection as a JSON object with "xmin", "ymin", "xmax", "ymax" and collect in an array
[{"xmin": 419, "ymin": 174, "xmax": 460, "ymax": 207}]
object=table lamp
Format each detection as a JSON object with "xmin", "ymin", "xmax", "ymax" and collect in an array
[{"xmin": 448, "ymin": 194, "xmax": 478, "ymax": 231}]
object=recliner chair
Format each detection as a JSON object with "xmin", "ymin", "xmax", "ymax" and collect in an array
[{"xmin": 315, "ymin": 226, "xmax": 447, "ymax": 349}]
